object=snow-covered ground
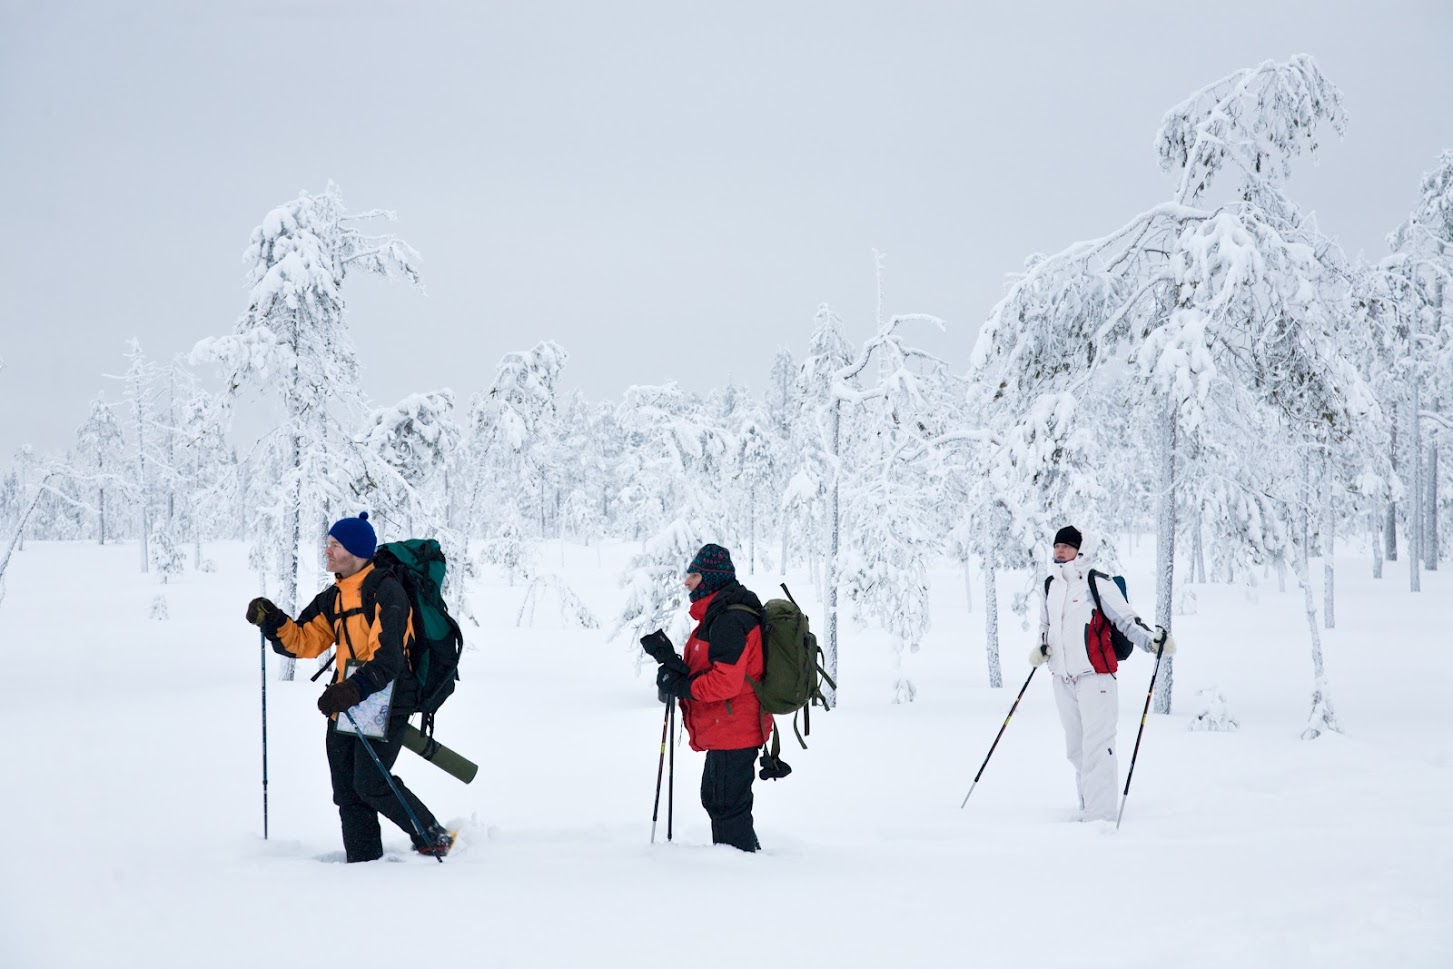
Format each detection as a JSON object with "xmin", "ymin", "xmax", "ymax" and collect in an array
[{"xmin": 1, "ymin": 540, "xmax": 1448, "ymax": 968}]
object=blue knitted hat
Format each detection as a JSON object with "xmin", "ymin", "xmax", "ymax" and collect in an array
[
  {"xmin": 328, "ymin": 512, "xmax": 377, "ymax": 560},
  {"xmin": 686, "ymin": 543, "xmax": 735, "ymax": 601}
]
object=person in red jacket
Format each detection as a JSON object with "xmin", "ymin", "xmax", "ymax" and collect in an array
[{"xmin": 641, "ymin": 544, "xmax": 772, "ymax": 852}]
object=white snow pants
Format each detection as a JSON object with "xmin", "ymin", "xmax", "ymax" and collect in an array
[{"xmin": 1051, "ymin": 672, "xmax": 1119, "ymax": 822}]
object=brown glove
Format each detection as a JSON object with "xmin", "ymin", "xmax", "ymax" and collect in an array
[{"xmin": 317, "ymin": 678, "xmax": 362, "ymax": 716}]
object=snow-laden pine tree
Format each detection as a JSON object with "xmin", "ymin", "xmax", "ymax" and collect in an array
[
  {"xmin": 108, "ymin": 340, "xmax": 166, "ymax": 570},
  {"xmin": 733, "ymin": 405, "xmax": 778, "ymax": 576},
  {"xmin": 796, "ymin": 281, "xmax": 953, "ymax": 703},
  {"xmin": 74, "ymin": 395, "xmax": 126, "ymax": 544},
  {"xmin": 554, "ymin": 392, "xmax": 609, "ymax": 553},
  {"xmin": 174, "ymin": 386, "xmax": 233, "ymax": 569},
  {"xmin": 765, "ymin": 348, "xmax": 801, "ymax": 570},
  {"xmin": 358, "ymin": 390, "xmax": 460, "ymax": 533},
  {"xmin": 971, "ymin": 57, "xmax": 1372, "ymax": 725},
  {"xmin": 463, "ymin": 341, "xmax": 568, "ymax": 550},
  {"xmin": 193, "ymin": 184, "xmax": 420, "ymax": 680},
  {"xmin": 355, "ymin": 389, "xmax": 471, "ymax": 607},
  {"xmin": 612, "ymin": 382, "xmax": 731, "ymax": 545},
  {"xmin": 613, "ymin": 517, "xmax": 708, "ymax": 670},
  {"xmin": 1385, "ymin": 151, "xmax": 1453, "ymax": 579},
  {"xmin": 790, "ymin": 305, "xmax": 856, "ymax": 701}
]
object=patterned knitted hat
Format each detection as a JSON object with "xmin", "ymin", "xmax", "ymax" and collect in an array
[
  {"xmin": 328, "ymin": 512, "xmax": 377, "ymax": 560},
  {"xmin": 686, "ymin": 543, "xmax": 735, "ymax": 601}
]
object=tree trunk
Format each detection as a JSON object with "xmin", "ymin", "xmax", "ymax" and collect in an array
[
  {"xmin": 1408, "ymin": 396, "xmax": 1423, "ymax": 594},
  {"xmin": 824, "ymin": 401, "xmax": 842, "ymax": 706},
  {"xmin": 748, "ymin": 482, "xmax": 757, "ymax": 575},
  {"xmin": 0, "ymin": 474, "xmax": 53, "ymax": 587},
  {"xmin": 1192, "ymin": 505, "xmax": 1206, "ymax": 584},
  {"xmin": 962, "ymin": 558, "xmax": 973, "ymax": 614},
  {"xmin": 1322, "ymin": 450, "xmax": 1335, "ymax": 629},
  {"xmin": 1153, "ymin": 414, "xmax": 1176, "ymax": 715},
  {"xmin": 1426, "ymin": 438, "xmax": 1439, "ymax": 572},
  {"xmin": 134, "ymin": 395, "xmax": 149, "ymax": 573},
  {"xmin": 1300, "ymin": 457, "xmax": 1312, "ymax": 559},
  {"xmin": 278, "ymin": 423, "xmax": 302, "ymax": 683},
  {"xmin": 1292, "ymin": 542, "xmax": 1340, "ymax": 740},
  {"xmin": 983, "ymin": 556, "xmax": 1001, "ymax": 689},
  {"xmin": 1371, "ymin": 509, "xmax": 1384, "ymax": 579},
  {"xmin": 1385, "ymin": 422, "xmax": 1399, "ymax": 562},
  {"xmin": 779, "ymin": 519, "xmax": 789, "ymax": 577},
  {"xmin": 15, "ymin": 463, "xmax": 24, "ymax": 553}
]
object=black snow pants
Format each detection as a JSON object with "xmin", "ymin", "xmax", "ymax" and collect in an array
[
  {"xmin": 325, "ymin": 718, "xmax": 440, "ymax": 862},
  {"xmin": 701, "ymin": 746, "xmax": 760, "ymax": 852}
]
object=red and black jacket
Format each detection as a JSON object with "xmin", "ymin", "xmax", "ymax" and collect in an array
[{"xmin": 678, "ymin": 582, "xmax": 774, "ymax": 752}]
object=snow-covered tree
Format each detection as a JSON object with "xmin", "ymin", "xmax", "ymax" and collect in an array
[
  {"xmin": 74, "ymin": 395, "xmax": 126, "ymax": 545},
  {"xmin": 791, "ymin": 305, "xmax": 856, "ymax": 699},
  {"xmin": 1385, "ymin": 151, "xmax": 1453, "ymax": 581},
  {"xmin": 149, "ymin": 521, "xmax": 185, "ymax": 584},
  {"xmin": 357, "ymin": 390, "xmax": 461, "ymax": 532},
  {"xmin": 970, "ymin": 56, "xmax": 1371, "ymax": 730},
  {"xmin": 193, "ymin": 184, "xmax": 421, "ymax": 679},
  {"xmin": 613, "ymin": 517, "xmax": 708, "ymax": 670},
  {"xmin": 733, "ymin": 407, "xmax": 778, "ymax": 575},
  {"xmin": 106, "ymin": 341, "xmax": 168, "ymax": 570},
  {"xmin": 464, "ymin": 341, "xmax": 568, "ymax": 551}
]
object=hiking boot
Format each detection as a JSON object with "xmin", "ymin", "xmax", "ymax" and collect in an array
[{"xmin": 415, "ymin": 824, "xmax": 454, "ymax": 858}]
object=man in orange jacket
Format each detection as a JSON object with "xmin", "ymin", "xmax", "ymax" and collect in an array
[{"xmin": 246, "ymin": 512, "xmax": 452, "ymax": 862}]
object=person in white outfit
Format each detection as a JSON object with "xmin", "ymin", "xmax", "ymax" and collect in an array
[{"xmin": 1031, "ymin": 526, "xmax": 1177, "ymax": 822}]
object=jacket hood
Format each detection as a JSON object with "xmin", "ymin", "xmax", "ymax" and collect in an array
[{"xmin": 1052, "ymin": 535, "xmax": 1097, "ymax": 582}]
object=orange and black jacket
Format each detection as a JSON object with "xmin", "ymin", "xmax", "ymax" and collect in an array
[{"xmin": 262, "ymin": 564, "xmax": 418, "ymax": 714}]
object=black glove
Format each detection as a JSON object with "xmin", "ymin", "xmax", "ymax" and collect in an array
[
  {"xmin": 759, "ymin": 750, "xmax": 793, "ymax": 781},
  {"xmin": 656, "ymin": 665, "xmax": 694, "ymax": 700},
  {"xmin": 640, "ymin": 630, "xmax": 677, "ymax": 664},
  {"xmin": 317, "ymin": 678, "xmax": 362, "ymax": 716},
  {"xmin": 245, "ymin": 597, "xmax": 282, "ymax": 630}
]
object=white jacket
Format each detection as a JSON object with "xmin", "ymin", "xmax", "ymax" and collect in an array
[{"xmin": 1039, "ymin": 555, "xmax": 1158, "ymax": 678}]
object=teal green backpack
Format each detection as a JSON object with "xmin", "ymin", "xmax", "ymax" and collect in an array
[{"xmin": 369, "ymin": 540, "xmax": 464, "ymax": 734}]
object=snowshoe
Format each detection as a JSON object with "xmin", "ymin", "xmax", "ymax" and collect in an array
[{"xmin": 415, "ymin": 824, "xmax": 455, "ymax": 859}]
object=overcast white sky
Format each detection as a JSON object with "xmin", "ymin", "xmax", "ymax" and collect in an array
[{"xmin": 2, "ymin": 0, "xmax": 1450, "ymax": 458}]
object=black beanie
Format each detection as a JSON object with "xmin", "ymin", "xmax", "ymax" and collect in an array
[{"xmin": 1053, "ymin": 526, "xmax": 1082, "ymax": 550}]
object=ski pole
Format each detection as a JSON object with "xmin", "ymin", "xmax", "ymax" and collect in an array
[
  {"xmin": 342, "ymin": 709, "xmax": 441, "ymax": 863},
  {"xmin": 650, "ymin": 695, "xmax": 671, "ymax": 843},
  {"xmin": 260, "ymin": 629, "xmax": 269, "ymax": 840},
  {"xmin": 960, "ymin": 667, "xmax": 1037, "ymax": 808},
  {"xmin": 667, "ymin": 701, "xmax": 676, "ymax": 842},
  {"xmin": 1117, "ymin": 638, "xmax": 1167, "ymax": 830}
]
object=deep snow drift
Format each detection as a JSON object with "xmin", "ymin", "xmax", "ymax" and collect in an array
[{"xmin": 1, "ymin": 540, "xmax": 1448, "ymax": 968}]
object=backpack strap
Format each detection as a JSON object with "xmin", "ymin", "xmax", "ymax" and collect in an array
[
  {"xmin": 1086, "ymin": 569, "xmax": 1107, "ymax": 616},
  {"xmin": 726, "ymin": 603, "xmax": 774, "ymax": 750}
]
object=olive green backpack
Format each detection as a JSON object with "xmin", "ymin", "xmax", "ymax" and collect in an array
[{"xmin": 728, "ymin": 584, "xmax": 836, "ymax": 760}]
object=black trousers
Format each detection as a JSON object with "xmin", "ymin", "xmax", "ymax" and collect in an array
[
  {"xmin": 701, "ymin": 746, "xmax": 760, "ymax": 852},
  {"xmin": 325, "ymin": 719, "xmax": 440, "ymax": 862}
]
